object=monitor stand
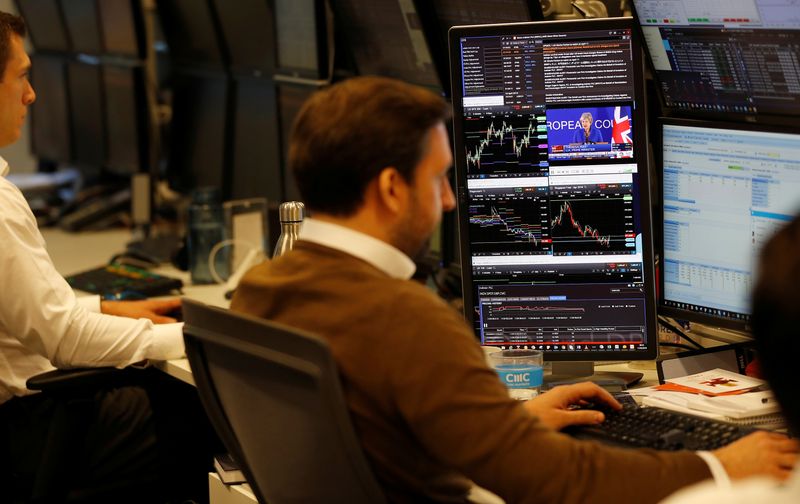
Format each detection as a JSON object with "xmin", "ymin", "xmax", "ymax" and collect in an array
[{"xmin": 544, "ymin": 362, "xmax": 643, "ymax": 392}]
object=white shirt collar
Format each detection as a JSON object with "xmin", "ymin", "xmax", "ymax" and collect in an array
[
  {"xmin": 298, "ymin": 217, "xmax": 416, "ymax": 280},
  {"xmin": 0, "ymin": 156, "xmax": 8, "ymax": 177}
]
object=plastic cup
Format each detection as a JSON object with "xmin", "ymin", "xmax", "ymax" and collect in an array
[{"xmin": 488, "ymin": 349, "xmax": 544, "ymax": 401}]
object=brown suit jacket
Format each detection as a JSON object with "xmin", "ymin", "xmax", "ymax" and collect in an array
[{"xmin": 231, "ymin": 241, "xmax": 711, "ymax": 503}]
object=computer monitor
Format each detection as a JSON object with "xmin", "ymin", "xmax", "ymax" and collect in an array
[
  {"xmin": 61, "ymin": 0, "xmax": 103, "ymax": 55},
  {"xmin": 659, "ymin": 118, "xmax": 800, "ymax": 332},
  {"xmin": 329, "ymin": 0, "xmax": 441, "ymax": 91},
  {"xmin": 103, "ymin": 64, "xmax": 148, "ymax": 175},
  {"xmin": 211, "ymin": 0, "xmax": 277, "ymax": 75},
  {"xmin": 167, "ymin": 71, "xmax": 229, "ymax": 193},
  {"xmin": 632, "ymin": 0, "xmax": 800, "ymax": 122},
  {"xmin": 67, "ymin": 60, "xmax": 106, "ymax": 167},
  {"xmin": 449, "ymin": 18, "xmax": 655, "ymax": 384},
  {"xmin": 273, "ymin": 0, "xmax": 329, "ymax": 79},
  {"xmin": 156, "ymin": 0, "xmax": 227, "ymax": 69},
  {"xmin": 15, "ymin": 0, "xmax": 70, "ymax": 53},
  {"xmin": 98, "ymin": 0, "xmax": 145, "ymax": 58},
  {"xmin": 30, "ymin": 53, "xmax": 71, "ymax": 162},
  {"xmin": 229, "ymin": 76, "xmax": 282, "ymax": 201}
]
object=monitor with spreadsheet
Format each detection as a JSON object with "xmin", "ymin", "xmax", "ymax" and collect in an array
[
  {"xmin": 659, "ymin": 118, "xmax": 800, "ymax": 332},
  {"xmin": 449, "ymin": 17, "xmax": 658, "ymax": 372},
  {"xmin": 632, "ymin": 0, "xmax": 800, "ymax": 121}
]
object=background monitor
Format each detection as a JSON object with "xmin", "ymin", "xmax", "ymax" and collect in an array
[
  {"xmin": 449, "ymin": 18, "xmax": 656, "ymax": 378},
  {"xmin": 228, "ymin": 76, "xmax": 282, "ymax": 201},
  {"xmin": 632, "ymin": 0, "xmax": 800, "ymax": 121},
  {"xmin": 167, "ymin": 71, "xmax": 229, "ymax": 192},
  {"xmin": 15, "ymin": 0, "xmax": 70, "ymax": 53},
  {"xmin": 30, "ymin": 53, "xmax": 71, "ymax": 162},
  {"xmin": 103, "ymin": 64, "xmax": 147, "ymax": 175},
  {"xmin": 61, "ymin": 0, "xmax": 103, "ymax": 55},
  {"xmin": 273, "ymin": 0, "xmax": 328, "ymax": 78},
  {"xmin": 659, "ymin": 118, "xmax": 800, "ymax": 332},
  {"xmin": 67, "ymin": 60, "xmax": 106, "ymax": 167},
  {"xmin": 329, "ymin": 0, "xmax": 441, "ymax": 91}
]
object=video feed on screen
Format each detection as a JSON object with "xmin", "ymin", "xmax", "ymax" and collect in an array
[{"xmin": 546, "ymin": 105, "xmax": 633, "ymax": 161}]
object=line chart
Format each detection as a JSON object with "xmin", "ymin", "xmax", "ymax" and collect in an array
[
  {"xmin": 548, "ymin": 195, "xmax": 634, "ymax": 255},
  {"xmin": 468, "ymin": 198, "xmax": 551, "ymax": 255},
  {"xmin": 463, "ymin": 114, "xmax": 548, "ymax": 176},
  {"xmin": 551, "ymin": 201, "xmax": 613, "ymax": 247}
]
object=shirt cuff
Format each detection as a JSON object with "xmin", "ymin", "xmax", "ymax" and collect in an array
[
  {"xmin": 148, "ymin": 322, "xmax": 186, "ymax": 361},
  {"xmin": 696, "ymin": 451, "xmax": 731, "ymax": 488},
  {"xmin": 76, "ymin": 295, "xmax": 102, "ymax": 313}
]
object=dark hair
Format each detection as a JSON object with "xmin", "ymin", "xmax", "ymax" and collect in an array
[
  {"xmin": 0, "ymin": 12, "xmax": 25, "ymax": 81},
  {"xmin": 289, "ymin": 76, "xmax": 450, "ymax": 216},
  {"xmin": 751, "ymin": 216, "xmax": 800, "ymax": 433}
]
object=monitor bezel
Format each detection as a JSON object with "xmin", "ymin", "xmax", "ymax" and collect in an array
[
  {"xmin": 656, "ymin": 116, "xmax": 800, "ymax": 333},
  {"xmin": 449, "ymin": 17, "xmax": 658, "ymax": 362},
  {"xmin": 630, "ymin": 0, "xmax": 798, "ymax": 128}
]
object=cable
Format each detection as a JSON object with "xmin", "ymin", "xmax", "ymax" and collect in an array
[
  {"xmin": 658, "ymin": 316, "xmax": 704, "ymax": 350},
  {"xmin": 207, "ymin": 239, "xmax": 263, "ymax": 285},
  {"xmin": 659, "ymin": 342, "xmax": 697, "ymax": 352}
]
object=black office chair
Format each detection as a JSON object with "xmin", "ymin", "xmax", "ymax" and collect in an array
[
  {"xmin": 17, "ymin": 367, "xmax": 145, "ymax": 503},
  {"xmin": 182, "ymin": 298, "xmax": 387, "ymax": 504}
]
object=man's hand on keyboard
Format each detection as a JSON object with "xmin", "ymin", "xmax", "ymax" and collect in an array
[
  {"xmin": 712, "ymin": 431, "xmax": 799, "ymax": 481},
  {"xmin": 525, "ymin": 382, "xmax": 622, "ymax": 431},
  {"xmin": 100, "ymin": 298, "xmax": 182, "ymax": 324}
]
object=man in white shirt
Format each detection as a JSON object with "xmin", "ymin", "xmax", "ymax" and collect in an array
[
  {"xmin": 0, "ymin": 11, "xmax": 211, "ymax": 503},
  {"xmin": 661, "ymin": 217, "xmax": 800, "ymax": 503}
]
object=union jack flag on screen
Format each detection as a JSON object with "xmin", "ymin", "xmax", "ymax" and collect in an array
[{"xmin": 612, "ymin": 106, "xmax": 632, "ymax": 144}]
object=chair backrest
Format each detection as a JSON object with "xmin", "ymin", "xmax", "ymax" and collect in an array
[{"xmin": 182, "ymin": 299, "xmax": 387, "ymax": 504}]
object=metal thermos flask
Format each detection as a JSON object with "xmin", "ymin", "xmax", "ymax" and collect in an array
[{"xmin": 272, "ymin": 201, "xmax": 305, "ymax": 258}]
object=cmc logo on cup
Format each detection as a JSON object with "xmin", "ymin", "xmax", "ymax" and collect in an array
[
  {"xmin": 497, "ymin": 366, "xmax": 542, "ymax": 389},
  {"xmin": 505, "ymin": 372, "xmax": 531, "ymax": 384}
]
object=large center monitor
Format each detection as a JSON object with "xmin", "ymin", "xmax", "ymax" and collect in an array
[
  {"xmin": 449, "ymin": 18, "xmax": 656, "ymax": 381},
  {"xmin": 659, "ymin": 118, "xmax": 800, "ymax": 332},
  {"xmin": 632, "ymin": 0, "xmax": 800, "ymax": 122}
]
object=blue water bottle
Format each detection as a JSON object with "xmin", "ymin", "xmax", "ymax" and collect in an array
[{"xmin": 187, "ymin": 187, "xmax": 229, "ymax": 284}]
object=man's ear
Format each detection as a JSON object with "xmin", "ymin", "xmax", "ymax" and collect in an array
[{"xmin": 375, "ymin": 167, "xmax": 410, "ymax": 216}]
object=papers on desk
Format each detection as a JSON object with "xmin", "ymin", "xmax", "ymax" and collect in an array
[
  {"xmin": 629, "ymin": 368, "xmax": 785, "ymax": 428},
  {"xmin": 659, "ymin": 368, "xmax": 765, "ymax": 396}
]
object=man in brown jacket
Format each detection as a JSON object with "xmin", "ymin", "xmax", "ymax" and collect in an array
[{"xmin": 231, "ymin": 76, "xmax": 797, "ymax": 503}]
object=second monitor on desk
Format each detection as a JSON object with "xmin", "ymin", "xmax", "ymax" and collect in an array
[{"xmin": 658, "ymin": 118, "xmax": 800, "ymax": 334}]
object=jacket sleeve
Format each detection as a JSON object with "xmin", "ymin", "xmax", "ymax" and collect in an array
[{"xmin": 388, "ymin": 290, "xmax": 710, "ymax": 504}]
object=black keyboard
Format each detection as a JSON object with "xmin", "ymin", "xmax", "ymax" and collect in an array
[
  {"xmin": 66, "ymin": 263, "xmax": 183, "ymax": 299},
  {"xmin": 567, "ymin": 403, "xmax": 755, "ymax": 451}
]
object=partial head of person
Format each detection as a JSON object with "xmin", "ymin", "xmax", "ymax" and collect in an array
[
  {"xmin": 580, "ymin": 112, "xmax": 593, "ymax": 131},
  {"xmin": 751, "ymin": 215, "xmax": 800, "ymax": 434},
  {"xmin": 288, "ymin": 76, "xmax": 455, "ymax": 259},
  {"xmin": 0, "ymin": 11, "xmax": 34, "ymax": 149}
]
